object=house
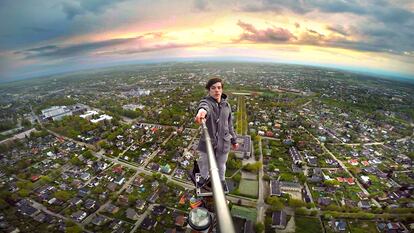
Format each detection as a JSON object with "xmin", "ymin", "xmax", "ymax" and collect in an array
[
  {"xmin": 361, "ymin": 161, "xmax": 370, "ymax": 166},
  {"xmin": 71, "ymin": 179, "xmax": 82, "ymax": 189},
  {"xmin": 333, "ymin": 219, "xmax": 347, "ymax": 232},
  {"xmin": 80, "ymin": 172, "xmax": 91, "ymax": 181},
  {"xmin": 151, "ymin": 181, "xmax": 159, "ymax": 190},
  {"xmin": 91, "ymin": 215, "xmax": 107, "ymax": 226},
  {"xmin": 69, "ymin": 197, "xmax": 83, "ymax": 206},
  {"xmin": 117, "ymin": 195, "xmax": 129, "ymax": 206},
  {"xmin": 135, "ymin": 199, "xmax": 146, "ymax": 211},
  {"xmin": 292, "ymin": 164, "xmax": 302, "ymax": 173},
  {"xmin": 125, "ymin": 208, "xmax": 139, "ymax": 221},
  {"xmin": 105, "ymin": 203, "xmax": 119, "ymax": 214},
  {"xmin": 33, "ymin": 212, "xmax": 47, "ymax": 223},
  {"xmin": 271, "ymin": 211, "xmax": 287, "ymax": 229},
  {"xmin": 280, "ymin": 181, "xmax": 302, "ymax": 192},
  {"xmin": 31, "ymin": 175, "xmax": 40, "ymax": 182},
  {"xmin": 270, "ymin": 180, "xmax": 281, "ymax": 196},
  {"xmin": 358, "ymin": 200, "xmax": 371, "ymax": 209},
  {"xmin": 112, "ymin": 165, "xmax": 123, "ymax": 174},
  {"xmin": 348, "ymin": 159, "xmax": 359, "ymax": 166},
  {"xmin": 107, "ymin": 182, "xmax": 117, "ymax": 192},
  {"xmin": 140, "ymin": 216, "xmax": 157, "ymax": 231},
  {"xmin": 84, "ymin": 199, "xmax": 97, "ymax": 210},
  {"xmin": 78, "ymin": 187, "xmax": 91, "ymax": 198},
  {"xmin": 161, "ymin": 164, "xmax": 172, "ymax": 174},
  {"xmin": 307, "ymin": 157, "xmax": 318, "ymax": 167},
  {"xmin": 71, "ymin": 210, "xmax": 87, "ymax": 222},
  {"xmin": 318, "ymin": 197, "xmax": 331, "ymax": 206},
  {"xmin": 17, "ymin": 204, "xmax": 38, "ymax": 217},
  {"xmin": 149, "ymin": 163, "xmax": 161, "ymax": 172},
  {"xmin": 133, "ymin": 177, "xmax": 144, "ymax": 187},
  {"xmin": 360, "ymin": 175, "xmax": 370, "ymax": 185},
  {"xmin": 152, "ymin": 205, "xmax": 166, "ymax": 215},
  {"xmin": 114, "ymin": 177, "xmax": 125, "ymax": 185},
  {"xmin": 289, "ymin": 147, "xmax": 302, "ymax": 165}
]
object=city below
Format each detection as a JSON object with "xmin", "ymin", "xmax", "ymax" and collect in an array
[{"xmin": 0, "ymin": 62, "xmax": 413, "ymax": 233}]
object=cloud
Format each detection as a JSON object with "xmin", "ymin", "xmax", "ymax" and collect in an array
[
  {"xmin": 16, "ymin": 37, "xmax": 140, "ymax": 59},
  {"xmin": 236, "ymin": 1, "xmax": 414, "ymax": 55},
  {"xmin": 61, "ymin": 2, "xmax": 84, "ymax": 20},
  {"xmin": 237, "ymin": 20, "xmax": 296, "ymax": 43},
  {"xmin": 193, "ymin": 0, "xmax": 210, "ymax": 11},
  {"xmin": 234, "ymin": 20, "xmax": 400, "ymax": 53},
  {"xmin": 61, "ymin": 0, "xmax": 124, "ymax": 20},
  {"xmin": 326, "ymin": 25, "xmax": 349, "ymax": 37}
]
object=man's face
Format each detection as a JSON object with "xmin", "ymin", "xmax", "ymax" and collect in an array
[{"xmin": 209, "ymin": 82, "xmax": 223, "ymax": 101}]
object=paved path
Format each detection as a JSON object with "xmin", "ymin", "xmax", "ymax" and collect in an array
[{"xmin": 257, "ymin": 138, "xmax": 266, "ymax": 223}]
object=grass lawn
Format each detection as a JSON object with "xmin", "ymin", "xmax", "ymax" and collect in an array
[
  {"xmin": 295, "ymin": 216, "xmax": 323, "ymax": 233},
  {"xmin": 231, "ymin": 205, "xmax": 257, "ymax": 222},
  {"xmin": 348, "ymin": 220, "xmax": 379, "ymax": 233},
  {"xmin": 238, "ymin": 179, "xmax": 258, "ymax": 197}
]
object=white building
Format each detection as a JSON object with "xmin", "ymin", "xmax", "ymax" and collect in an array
[
  {"xmin": 91, "ymin": 114, "xmax": 113, "ymax": 123},
  {"xmin": 41, "ymin": 106, "xmax": 72, "ymax": 121},
  {"xmin": 80, "ymin": 110, "xmax": 98, "ymax": 120}
]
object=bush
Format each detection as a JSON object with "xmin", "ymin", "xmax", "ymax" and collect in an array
[{"xmin": 255, "ymin": 222, "xmax": 264, "ymax": 233}]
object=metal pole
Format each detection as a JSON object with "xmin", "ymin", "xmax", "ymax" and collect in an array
[{"xmin": 201, "ymin": 120, "xmax": 236, "ymax": 233}]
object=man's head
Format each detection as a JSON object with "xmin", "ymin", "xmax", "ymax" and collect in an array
[{"xmin": 205, "ymin": 77, "xmax": 223, "ymax": 101}]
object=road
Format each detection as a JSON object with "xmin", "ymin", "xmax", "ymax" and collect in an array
[
  {"xmin": 0, "ymin": 128, "xmax": 37, "ymax": 144},
  {"xmin": 256, "ymin": 137, "xmax": 266, "ymax": 223},
  {"xmin": 30, "ymin": 199, "xmax": 93, "ymax": 233}
]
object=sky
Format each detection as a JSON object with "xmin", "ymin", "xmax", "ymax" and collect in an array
[{"xmin": 1, "ymin": 0, "xmax": 414, "ymax": 82}]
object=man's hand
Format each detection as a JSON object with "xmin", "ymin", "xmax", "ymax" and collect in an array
[
  {"xmin": 232, "ymin": 143, "xmax": 239, "ymax": 150},
  {"xmin": 195, "ymin": 109, "xmax": 207, "ymax": 124}
]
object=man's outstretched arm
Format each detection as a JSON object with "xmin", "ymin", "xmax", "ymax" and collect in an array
[{"xmin": 195, "ymin": 100, "xmax": 209, "ymax": 124}]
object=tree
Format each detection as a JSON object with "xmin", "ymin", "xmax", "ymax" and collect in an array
[
  {"xmin": 82, "ymin": 150, "xmax": 94, "ymax": 160},
  {"xmin": 65, "ymin": 223, "xmax": 82, "ymax": 233},
  {"xmin": 54, "ymin": 190, "xmax": 71, "ymax": 201},
  {"xmin": 323, "ymin": 179, "xmax": 340, "ymax": 187},
  {"xmin": 40, "ymin": 175, "xmax": 52, "ymax": 184},
  {"xmin": 243, "ymin": 162, "xmax": 262, "ymax": 172},
  {"xmin": 288, "ymin": 199, "xmax": 306, "ymax": 208},
  {"xmin": 70, "ymin": 156, "xmax": 82, "ymax": 166},
  {"xmin": 18, "ymin": 189, "xmax": 30, "ymax": 197},
  {"xmin": 266, "ymin": 196, "xmax": 284, "ymax": 210},
  {"xmin": 16, "ymin": 181, "xmax": 34, "ymax": 190},
  {"xmin": 255, "ymin": 222, "xmax": 264, "ymax": 233}
]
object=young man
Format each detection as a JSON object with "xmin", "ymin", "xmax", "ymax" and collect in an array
[{"xmin": 194, "ymin": 77, "xmax": 239, "ymax": 188}]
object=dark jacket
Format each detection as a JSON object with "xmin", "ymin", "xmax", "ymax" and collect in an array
[{"xmin": 197, "ymin": 94, "xmax": 237, "ymax": 154}]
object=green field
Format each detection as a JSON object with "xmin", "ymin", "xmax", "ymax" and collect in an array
[
  {"xmin": 231, "ymin": 205, "xmax": 257, "ymax": 221},
  {"xmin": 236, "ymin": 95, "xmax": 248, "ymax": 135},
  {"xmin": 238, "ymin": 179, "xmax": 258, "ymax": 197},
  {"xmin": 295, "ymin": 216, "xmax": 323, "ymax": 233}
]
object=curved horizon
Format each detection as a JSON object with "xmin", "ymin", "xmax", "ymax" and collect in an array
[{"xmin": 1, "ymin": 0, "xmax": 413, "ymax": 82}]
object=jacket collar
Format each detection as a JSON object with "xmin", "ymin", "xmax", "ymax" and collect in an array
[{"xmin": 207, "ymin": 93, "xmax": 227, "ymax": 104}]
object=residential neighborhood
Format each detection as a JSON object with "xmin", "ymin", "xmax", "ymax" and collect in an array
[{"xmin": 0, "ymin": 62, "xmax": 413, "ymax": 233}]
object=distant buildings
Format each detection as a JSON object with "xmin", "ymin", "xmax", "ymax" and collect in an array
[
  {"xmin": 289, "ymin": 147, "xmax": 303, "ymax": 165},
  {"xmin": 41, "ymin": 104, "xmax": 87, "ymax": 121},
  {"xmin": 41, "ymin": 106, "xmax": 72, "ymax": 121},
  {"xmin": 233, "ymin": 135, "xmax": 252, "ymax": 159}
]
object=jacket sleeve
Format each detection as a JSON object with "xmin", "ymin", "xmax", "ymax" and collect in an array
[
  {"xmin": 228, "ymin": 106, "xmax": 237, "ymax": 145},
  {"xmin": 197, "ymin": 99, "xmax": 210, "ymax": 119}
]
